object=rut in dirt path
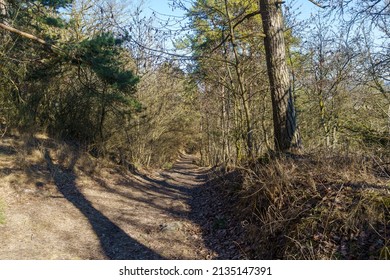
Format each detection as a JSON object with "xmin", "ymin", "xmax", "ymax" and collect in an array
[{"xmin": 157, "ymin": 155, "xmax": 244, "ymax": 260}]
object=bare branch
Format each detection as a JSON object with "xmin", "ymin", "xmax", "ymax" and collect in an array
[
  {"xmin": 307, "ymin": 0, "xmax": 328, "ymax": 9},
  {"xmin": 211, "ymin": 10, "xmax": 265, "ymax": 53}
]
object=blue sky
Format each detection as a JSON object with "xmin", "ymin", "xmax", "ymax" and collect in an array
[
  {"xmin": 144, "ymin": 0, "xmax": 184, "ymax": 18},
  {"xmin": 139, "ymin": 0, "xmax": 323, "ymax": 53},
  {"xmin": 144, "ymin": 0, "xmax": 321, "ymax": 20},
  {"xmin": 146, "ymin": 0, "xmax": 174, "ymax": 13}
]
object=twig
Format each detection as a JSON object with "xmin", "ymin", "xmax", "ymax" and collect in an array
[
  {"xmin": 307, "ymin": 0, "xmax": 328, "ymax": 9},
  {"xmin": 211, "ymin": 10, "xmax": 265, "ymax": 53}
]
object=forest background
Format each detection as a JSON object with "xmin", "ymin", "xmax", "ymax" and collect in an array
[{"xmin": 0, "ymin": 0, "xmax": 389, "ymax": 259}]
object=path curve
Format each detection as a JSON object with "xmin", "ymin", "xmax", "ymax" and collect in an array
[{"xmin": 1, "ymin": 140, "xmax": 240, "ymax": 259}]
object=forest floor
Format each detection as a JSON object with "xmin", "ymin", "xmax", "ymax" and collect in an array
[{"xmin": 0, "ymin": 134, "xmax": 243, "ymax": 259}]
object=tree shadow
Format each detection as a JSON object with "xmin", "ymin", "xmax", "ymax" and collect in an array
[
  {"xmin": 0, "ymin": 145, "xmax": 16, "ymax": 156},
  {"xmin": 148, "ymin": 154, "xmax": 244, "ymax": 259},
  {"xmin": 91, "ymin": 175, "xmax": 187, "ymax": 218},
  {"xmin": 86, "ymin": 153, "xmax": 243, "ymax": 259},
  {"xmin": 187, "ymin": 168, "xmax": 245, "ymax": 260},
  {"xmin": 44, "ymin": 149, "xmax": 163, "ymax": 260}
]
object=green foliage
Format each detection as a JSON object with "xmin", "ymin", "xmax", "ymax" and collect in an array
[
  {"xmin": 38, "ymin": 0, "xmax": 73, "ymax": 9},
  {"xmin": 78, "ymin": 33, "xmax": 139, "ymax": 91},
  {"xmin": 187, "ymin": 0, "xmax": 260, "ymax": 51},
  {"xmin": 43, "ymin": 16, "xmax": 66, "ymax": 28},
  {"xmin": 0, "ymin": 1, "xmax": 142, "ymax": 160}
]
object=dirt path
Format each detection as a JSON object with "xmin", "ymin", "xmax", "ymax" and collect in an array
[{"xmin": 0, "ymin": 136, "xmax": 242, "ymax": 259}]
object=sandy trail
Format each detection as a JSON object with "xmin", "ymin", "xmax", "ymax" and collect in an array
[{"xmin": 0, "ymin": 136, "xmax": 220, "ymax": 259}]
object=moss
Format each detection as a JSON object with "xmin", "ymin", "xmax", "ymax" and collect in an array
[
  {"xmin": 381, "ymin": 197, "xmax": 390, "ymax": 208},
  {"xmin": 162, "ymin": 162, "xmax": 173, "ymax": 170},
  {"xmin": 380, "ymin": 246, "xmax": 390, "ymax": 260}
]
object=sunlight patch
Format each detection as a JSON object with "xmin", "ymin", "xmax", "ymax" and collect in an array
[{"xmin": 0, "ymin": 199, "xmax": 5, "ymax": 224}]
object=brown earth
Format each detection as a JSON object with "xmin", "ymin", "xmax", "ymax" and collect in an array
[{"xmin": 0, "ymin": 134, "xmax": 243, "ymax": 259}]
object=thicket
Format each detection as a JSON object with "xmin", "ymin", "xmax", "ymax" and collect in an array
[
  {"xmin": 2, "ymin": 1, "xmax": 387, "ymax": 166},
  {"xmin": 0, "ymin": 0, "xmax": 200, "ymax": 168}
]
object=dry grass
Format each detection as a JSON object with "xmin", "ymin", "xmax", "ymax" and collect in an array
[
  {"xmin": 222, "ymin": 152, "xmax": 390, "ymax": 259},
  {"xmin": 0, "ymin": 199, "xmax": 5, "ymax": 224}
]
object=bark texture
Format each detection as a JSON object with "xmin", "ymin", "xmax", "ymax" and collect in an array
[{"xmin": 259, "ymin": 0, "xmax": 300, "ymax": 151}]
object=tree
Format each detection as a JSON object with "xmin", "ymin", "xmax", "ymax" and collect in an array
[
  {"xmin": 182, "ymin": 0, "xmax": 274, "ymax": 164},
  {"xmin": 0, "ymin": 1, "xmax": 140, "ymax": 154},
  {"xmin": 259, "ymin": 0, "xmax": 300, "ymax": 152}
]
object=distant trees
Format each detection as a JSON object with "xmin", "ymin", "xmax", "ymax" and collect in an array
[
  {"xmin": 1, "ymin": 0, "xmax": 389, "ymax": 168},
  {"xmin": 183, "ymin": 0, "xmax": 273, "ymax": 164},
  {"xmin": 297, "ymin": 14, "xmax": 355, "ymax": 149},
  {"xmin": 290, "ymin": 0, "xmax": 390, "ymax": 153},
  {"xmin": 129, "ymin": 63, "xmax": 200, "ymax": 167}
]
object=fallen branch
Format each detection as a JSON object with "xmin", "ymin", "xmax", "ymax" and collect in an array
[{"xmin": 0, "ymin": 22, "xmax": 59, "ymax": 52}]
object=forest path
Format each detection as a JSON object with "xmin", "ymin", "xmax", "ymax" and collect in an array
[{"xmin": 0, "ymin": 138, "xmax": 241, "ymax": 259}]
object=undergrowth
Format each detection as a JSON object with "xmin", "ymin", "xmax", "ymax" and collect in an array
[{"xmin": 218, "ymin": 152, "xmax": 390, "ymax": 259}]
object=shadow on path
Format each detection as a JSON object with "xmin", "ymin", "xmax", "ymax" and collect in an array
[
  {"xmin": 178, "ymin": 155, "xmax": 244, "ymax": 259},
  {"xmin": 44, "ymin": 150, "xmax": 163, "ymax": 260}
]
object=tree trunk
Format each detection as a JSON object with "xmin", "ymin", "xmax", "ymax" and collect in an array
[{"xmin": 259, "ymin": 0, "xmax": 300, "ymax": 152}]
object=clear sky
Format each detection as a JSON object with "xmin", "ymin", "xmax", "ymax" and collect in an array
[
  {"xmin": 144, "ymin": 0, "xmax": 184, "ymax": 18},
  {"xmin": 144, "ymin": 0, "xmax": 321, "ymax": 20},
  {"xmin": 146, "ymin": 0, "xmax": 173, "ymax": 13}
]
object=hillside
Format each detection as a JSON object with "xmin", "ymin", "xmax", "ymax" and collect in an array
[{"xmin": 215, "ymin": 153, "xmax": 390, "ymax": 259}]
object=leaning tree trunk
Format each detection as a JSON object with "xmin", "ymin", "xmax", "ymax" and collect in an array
[{"xmin": 259, "ymin": 0, "xmax": 301, "ymax": 152}]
